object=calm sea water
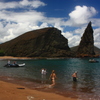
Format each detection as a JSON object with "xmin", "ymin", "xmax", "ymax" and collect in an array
[{"xmin": 0, "ymin": 58, "xmax": 100, "ymax": 100}]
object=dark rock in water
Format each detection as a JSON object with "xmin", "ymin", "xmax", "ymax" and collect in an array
[
  {"xmin": 76, "ymin": 21, "xmax": 95, "ymax": 57},
  {"xmin": 0, "ymin": 27, "xmax": 72, "ymax": 57}
]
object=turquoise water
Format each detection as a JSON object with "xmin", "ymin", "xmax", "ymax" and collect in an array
[{"xmin": 0, "ymin": 58, "xmax": 100, "ymax": 99}]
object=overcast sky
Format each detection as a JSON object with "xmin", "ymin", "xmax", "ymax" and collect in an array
[{"xmin": 0, "ymin": 0, "xmax": 100, "ymax": 48}]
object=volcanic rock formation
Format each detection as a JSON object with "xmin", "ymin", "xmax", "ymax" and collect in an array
[
  {"xmin": 0, "ymin": 27, "xmax": 72, "ymax": 57},
  {"xmin": 76, "ymin": 21, "xmax": 95, "ymax": 57}
]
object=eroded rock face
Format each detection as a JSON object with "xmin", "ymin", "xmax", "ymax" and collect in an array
[
  {"xmin": 0, "ymin": 22, "xmax": 96, "ymax": 58},
  {"xmin": 77, "ymin": 21, "xmax": 95, "ymax": 56},
  {"xmin": 0, "ymin": 27, "xmax": 72, "ymax": 57}
]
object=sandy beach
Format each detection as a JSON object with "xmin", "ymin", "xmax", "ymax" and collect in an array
[
  {"xmin": 0, "ymin": 56, "xmax": 32, "ymax": 60},
  {"xmin": 0, "ymin": 80, "xmax": 77, "ymax": 100}
]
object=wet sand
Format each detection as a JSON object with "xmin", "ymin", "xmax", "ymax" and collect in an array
[{"xmin": 0, "ymin": 79, "xmax": 77, "ymax": 100}]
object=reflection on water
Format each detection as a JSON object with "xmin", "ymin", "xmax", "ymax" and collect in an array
[
  {"xmin": 72, "ymin": 82, "xmax": 78, "ymax": 91},
  {"xmin": 41, "ymin": 74, "xmax": 47, "ymax": 84},
  {"xmin": 0, "ymin": 58, "xmax": 100, "ymax": 99}
]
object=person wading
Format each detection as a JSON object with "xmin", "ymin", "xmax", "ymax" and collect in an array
[
  {"xmin": 72, "ymin": 71, "xmax": 78, "ymax": 82},
  {"xmin": 49, "ymin": 70, "xmax": 57, "ymax": 86}
]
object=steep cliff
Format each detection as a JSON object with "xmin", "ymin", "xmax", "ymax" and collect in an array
[
  {"xmin": 76, "ymin": 22, "xmax": 95, "ymax": 57},
  {"xmin": 0, "ymin": 27, "xmax": 72, "ymax": 57}
]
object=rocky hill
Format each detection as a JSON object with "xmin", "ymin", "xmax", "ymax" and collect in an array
[
  {"xmin": 0, "ymin": 22, "xmax": 99, "ymax": 58},
  {"xmin": 0, "ymin": 27, "xmax": 73, "ymax": 57},
  {"xmin": 76, "ymin": 22, "xmax": 96, "ymax": 57},
  {"xmin": 71, "ymin": 46, "xmax": 100, "ymax": 56}
]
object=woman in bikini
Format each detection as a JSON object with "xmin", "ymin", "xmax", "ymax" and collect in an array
[{"xmin": 49, "ymin": 70, "xmax": 57, "ymax": 86}]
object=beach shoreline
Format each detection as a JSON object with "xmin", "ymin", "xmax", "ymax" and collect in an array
[
  {"xmin": 0, "ymin": 56, "xmax": 74, "ymax": 60},
  {"xmin": 0, "ymin": 56, "xmax": 32, "ymax": 60},
  {"xmin": 0, "ymin": 78, "xmax": 77, "ymax": 100},
  {"xmin": 0, "ymin": 56, "xmax": 67, "ymax": 60},
  {"xmin": 0, "ymin": 56, "xmax": 77, "ymax": 100},
  {"xmin": 0, "ymin": 56, "xmax": 100, "ymax": 100}
]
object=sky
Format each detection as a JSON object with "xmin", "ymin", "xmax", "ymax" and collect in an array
[{"xmin": 0, "ymin": 0, "xmax": 100, "ymax": 49}]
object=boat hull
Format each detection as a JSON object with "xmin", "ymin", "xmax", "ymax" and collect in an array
[{"xmin": 4, "ymin": 63, "xmax": 25, "ymax": 67}]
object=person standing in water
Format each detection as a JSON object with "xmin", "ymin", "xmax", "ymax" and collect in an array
[
  {"xmin": 72, "ymin": 71, "xmax": 78, "ymax": 82},
  {"xmin": 41, "ymin": 68, "xmax": 47, "ymax": 83},
  {"xmin": 43, "ymin": 69, "xmax": 47, "ymax": 75},
  {"xmin": 41, "ymin": 68, "xmax": 44, "ymax": 75},
  {"xmin": 49, "ymin": 70, "xmax": 57, "ymax": 86}
]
